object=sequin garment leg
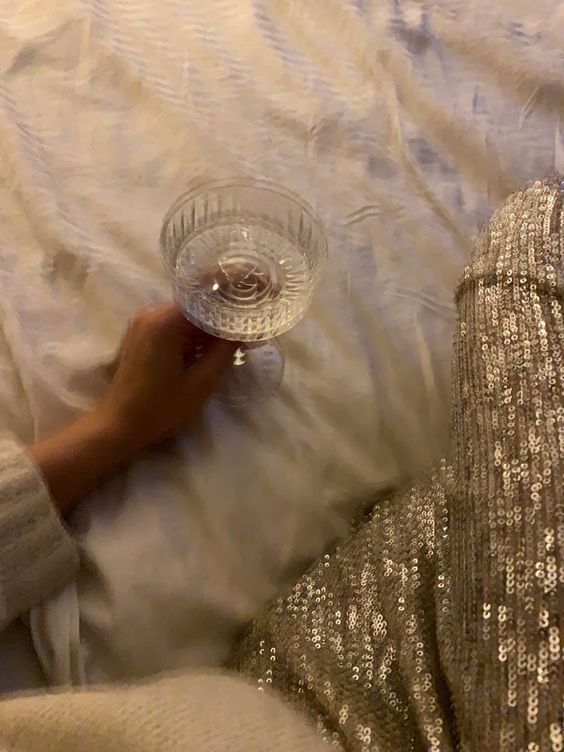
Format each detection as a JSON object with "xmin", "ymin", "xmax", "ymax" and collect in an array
[{"xmin": 230, "ymin": 177, "xmax": 563, "ymax": 751}]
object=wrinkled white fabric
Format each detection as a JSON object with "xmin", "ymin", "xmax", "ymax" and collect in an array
[{"xmin": 0, "ymin": 0, "xmax": 562, "ymax": 684}]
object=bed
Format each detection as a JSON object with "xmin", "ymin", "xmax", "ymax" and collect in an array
[{"xmin": 0, "ymin": 0, "xmax": 562, "ymax": 687}]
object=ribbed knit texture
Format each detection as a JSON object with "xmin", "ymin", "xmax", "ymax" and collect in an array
[
  {"xmin": 0, "ymin": 672, "xmax": 330, "ymax": 752},
  {"xmin": 0, "ymin": 444, "xmax": 328, "ymax": 750},
  {"xmin": 0, "ymin": 439, "xmax": 79, "ymax": 632}
]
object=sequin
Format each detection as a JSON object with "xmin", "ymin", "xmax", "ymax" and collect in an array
[{"xmin": 230, "ymin": 178, "xmax": 563, "ymax": 751}]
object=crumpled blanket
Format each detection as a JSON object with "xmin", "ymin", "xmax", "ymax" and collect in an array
[{"xmin": 0, "ymin": 0, "xmax": 562, "ymax": 684}]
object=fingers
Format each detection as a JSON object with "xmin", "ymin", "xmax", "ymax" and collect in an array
[
  {"xmin": 152, "ymin": 304, "xmax": 195, "ymax": 335},
  {"xmin": 128, "ymin": 302, "xmax": 238, "ymax": 391},
  {"xmin": 131, "ymin": 303, "xmax": 201, "ymax": 347},
  {"xmin": 187, "ymin": 337, "xmax": 239, "ymax": 388},
  {"xmin": 131, "ymin": 302, "xmax": 180, "ymax": 327}
]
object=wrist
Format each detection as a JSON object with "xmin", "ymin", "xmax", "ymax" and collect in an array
[
  {"xmin": 28, "ymin": 407, "xmax": 141, "ymax": 516},
  {"xmin": 89, "ymin": 405, "xmax": 142, "ymax": 461}
]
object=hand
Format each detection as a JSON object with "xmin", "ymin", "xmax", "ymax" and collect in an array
[
  {"xmin": 99, "ymin": 303, "xmax": 236, "ymax": 452},
  {"xmin": 29, "ymin": 303, "xmax": 235, "ymax": 514}
]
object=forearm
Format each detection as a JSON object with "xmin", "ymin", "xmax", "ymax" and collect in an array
[{"xmin": 27, "ymin": 410, "xmax": 137, "ymax": 516}]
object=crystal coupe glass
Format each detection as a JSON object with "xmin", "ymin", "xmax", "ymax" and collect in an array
[{"xmin": 160, "ymin": 178, "xmax": 328, "ymax": 404}]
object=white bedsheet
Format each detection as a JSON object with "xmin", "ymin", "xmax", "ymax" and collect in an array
[{"xmin": 0, "ymin": 0, "xmax": 562, "ymax": 685}]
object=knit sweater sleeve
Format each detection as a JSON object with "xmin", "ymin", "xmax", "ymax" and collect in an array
[{"xmin": 0, "ymin": 437, "xmax": 79, "ymax": 633}]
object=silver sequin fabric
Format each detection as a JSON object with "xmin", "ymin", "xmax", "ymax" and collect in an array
[{"xmin": 230, "ymin": 177, "xmax": 564, "ymax": 751}]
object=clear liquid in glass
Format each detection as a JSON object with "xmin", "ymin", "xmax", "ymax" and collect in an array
[{"xmin": 173, "ymin": 221, "xmax": 310, "ymax": 341}]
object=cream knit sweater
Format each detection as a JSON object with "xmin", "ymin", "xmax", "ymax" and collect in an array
[{"xmin": 0, "ymin": 438, "xmax": 329, "ymax": 752}]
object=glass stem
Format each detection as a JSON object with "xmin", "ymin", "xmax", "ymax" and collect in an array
[{"xmin": 233, "ymin": 347, "xmax": 247, "ymax": 366}]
